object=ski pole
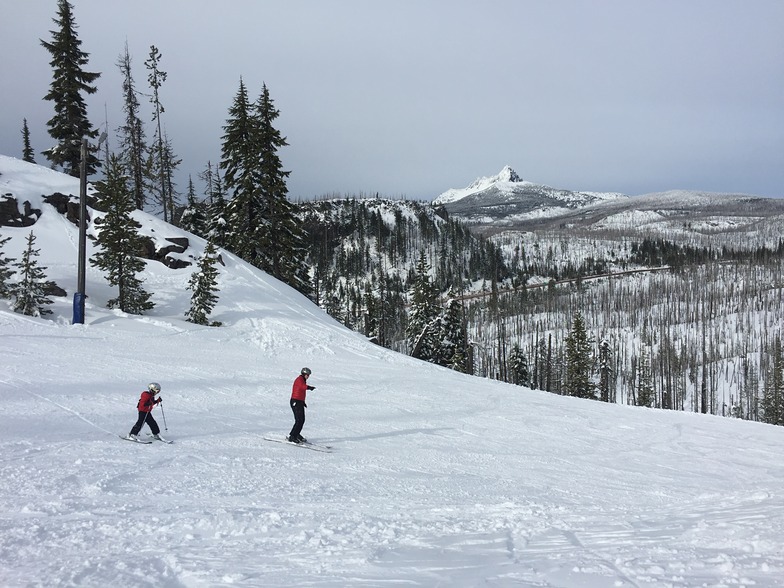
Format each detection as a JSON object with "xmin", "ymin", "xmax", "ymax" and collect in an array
[{"xmin": 160, "ymin": 403, "xmax": 168, "ymax": 431}]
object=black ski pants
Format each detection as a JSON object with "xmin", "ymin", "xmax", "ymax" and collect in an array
[
  {"xmin": 288, "ymin": 399, "xmax": 306, "ymax": 439},
  {"xmin": 130, "ymin": 411, "xmax": 160, "ymax": 436}
]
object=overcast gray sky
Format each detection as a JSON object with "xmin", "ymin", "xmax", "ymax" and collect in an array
[{"xmin": 2, "ymin": 0, "xmax": 782, "ymax": 200}]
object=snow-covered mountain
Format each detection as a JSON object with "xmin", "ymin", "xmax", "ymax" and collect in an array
[
  {"xmin": 432, "ymin": 166, "xmax": 627, "ymax": 225},
  {"xmin": 1, "ymin": 155, "xmax": 784, "ymax": 587},
  {"xmin": 433, "ymin": 166, "xmax": 784, "ymax": 245}
]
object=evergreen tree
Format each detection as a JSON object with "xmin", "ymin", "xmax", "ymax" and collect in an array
[
  {"xmin": 564, "ymin": 311, "xmax": 595, "ymax": 399},
  {"xmin": 220, "ymin": 82, "xmax": 309, "ymax": 293},
  {"xmin": 221, "ymin": 78, "xmax": 264, "ymax": 263},
  {"xmin": 90, "ymin": 155, "xmax": 154, "ymax": 314},
  {"xmin": 0, "ymin": 234, "xmax": 17, "ymax": 299},
  {"xmin": 21, "ymin": 119, "xmax": 36, "ymax": 163},
  {"xmin": 179, "ymin": 176, "xmax": 208, "ymax": 237},
  {"xmin": 438, "ymin": 291, "xmax": 468, "ymax": 372},
  {"xmin": 145, "ymin": 130, "xmax": 181, "ymax": 224},
  {"xmin": 185, "ymin": 240, "xmax": 221, "ymax": 326},
  {"xmin": 40, "ymin": 0, "xmax": 101, "ymax": 176},
  {"xmin": 509, "ymin": 343, "xmax": 530, "ymax": 386},
  {"xmin": 253, "ymin": 84, "xmax": 310, "ymax": 294},
  {"xmin": 598, "ymin": 338, "xmax": 613, "ymax": 402},
  {"xmin": 362, "ymin": 281, "xmax": 379, "ymax": 340},
  {"xmin": 144, "ymin": 45, "xmax": 179, "ymax": 222},
  {"xmin": 406, "ymin": 251, "xmax": 441, "ymax": 360},
  {"xmin": 202, "ymin": 162, "xmax": 229, "ymax": 249},
  {"xmin": 761, "ymin": 335, "xmax": 784, "ymax": 425},
  {"xmin": 636, "ymin": 347, "xmax": 655, "ymax": 407},
  {"xmin": 11, "ymin": 232, "xmax": 53, "ymax": 317},
  {"xmin": 117, "ymin": 42, "xmax": 147, "ymax": 210}
]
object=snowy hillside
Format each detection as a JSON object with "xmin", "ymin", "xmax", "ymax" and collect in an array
[{"xmin": 1, "ymin": 156, "xmax": 784, "ymax": 587}]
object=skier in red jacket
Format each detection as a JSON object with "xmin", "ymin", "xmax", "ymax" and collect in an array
[
  {"xmin": 126, "ymin": 383, "xmax": 163, "ymax": 441},
  {"xmin": 288, "ymin": 368, "xmax": 315, "ymax": 443}
]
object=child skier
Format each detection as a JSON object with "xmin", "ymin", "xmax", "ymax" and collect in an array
[
  {"xmin": 288, "ymin": 368, "xmax": 315, "ymax": 443},
  {"xmin": 126, "ymin": 382, "xmax": 164, "ymax": 441}
]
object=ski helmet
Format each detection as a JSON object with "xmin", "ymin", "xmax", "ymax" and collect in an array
[
  {"xmin": 148, "ymin": 382, "xmax": 161, "ymax": 394},
  {"xmin": 301, "ymin": 367, "xmax": 312, "ymax": 376}
]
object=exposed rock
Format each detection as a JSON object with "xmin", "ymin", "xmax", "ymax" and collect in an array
[
  {"xmin": 44, "ymin": 281, "xmax": 67, "ymax": 298},
  {"xmin": 0, "ymin": 196, "xmax": 41, "ymax": 228},
  {"xmin": 43, "ymin": 192, "xmax": 86, "ymax": 226}
]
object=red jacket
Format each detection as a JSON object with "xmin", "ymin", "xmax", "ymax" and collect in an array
[
  {"xmin": 137, "ymin": 390, "xmax": 158, "ymax": 413},
  {"xmin": 291, "ymin": 375, "xmax": 310, "ymax": 401}
]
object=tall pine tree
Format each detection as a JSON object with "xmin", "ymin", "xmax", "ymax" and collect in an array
[
  {"xmin": 90, "ymin": 155, "xmax": 154, "ymax": 314},
  {"xmin": 406, "ymin": 251, "xmax": 441, "ymax": 360},
  {"xmin": 598, "ymin": 338, "xmax": 613, "ymax": 402},
  {"xmin": 509, "ymin": 343, "xmax": 530, "ymax": 386},
  {"xmin": 564, "ymin": 311, "xmax": 595, "ymax": 399},
  {"xmin": 221, "ymin": 78, "xmax": 264, "ymax": 264},
  {"xmin": 21, "ymin": 119, "xmax": 36, "ymax": 163},
  {"xmin": 40, "ymin": 0, "xmax": 101, "ymax": 176},
  {"xmin": 144, "ymin": 46, "xmax": 180, "ymax": 222},
  {"xmin": 762, "ymin": 335, "xmax": 784, "ymax": 426},
  {"xmin": 636, "ymin": 347, "xmax": 655, "ymax": 407},
  {"xmin": 254, "ymin": 84, "xmax": 310, "ymax": 294},
  {"xmin": 117, "ymin": 42, "xmax": 147, "ymax": 210},
  {"xmin": 438, "ymin": 291, "xmax": 468, "ymax": 372},
  {"xmin": 221, "ymin": 81, "xmax": 309, "ymax": 294},
  {"xmin": 201, "ymin": 161, "xmax": 229, "ymax": 249}
]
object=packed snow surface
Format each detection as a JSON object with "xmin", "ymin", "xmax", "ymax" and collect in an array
[{"xmin": 1, "ymin": 156, "xmax": 783, "ymax": 587}]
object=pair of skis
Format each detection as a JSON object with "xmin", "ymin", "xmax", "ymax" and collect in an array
[
  {"xmin": 120, "ymin": 433, "xmax": 173, "ymax": 444},
  {"xmin": 262, "ymin": 435, "xmax": 333, "ymax": 453}
]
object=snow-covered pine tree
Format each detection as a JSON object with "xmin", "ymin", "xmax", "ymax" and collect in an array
[
  {"xmin": 406, "ymin": 251, "xmax": 441, "ymax": 361},
  {"xmin": 22, "ymin": 119, "xmax": 36, "ymax": 163},
  {"xmin": 253, "ymin": 84, "xmax": 310, "ymax": 295},
  {"xmin": 564, "ymin": 311, "xmax": 595, "ymax": 399},
  {"xmin": 636, "ymin": 347, "xmax": 655, "ymax": 407},
  {"xmin": 508, "ymin": 343, "xmax": 530, "ymax": 386},
  {"xmin": 438, "ymin": 291, "xmax": 469, "ymax": 372},
  {"xmin": 89, "ymin": 154, "xmax": 154, "ymax": 314},
  {"xmin": 40, "ymin": 0, "xmax": 101, "ymax": 176},
  {"xmin": 362, "ymin": 281, "xmax": 379, "ymax": 340},
  {"xmin": 11, "ymin": 231, "xmax": 53, "ymax": 317},
  {"xmin": 179, "ymin": 176, "xmax": 208, "ymax": 238},
  {"xmin": 220, "ymin": 81, "xmax": 309, "ymax": 294},
  {"xmin": 185, "ymin": 240, "xmax": 221, "ymax": 326},
  {"xmin": 117, "ymin": 42, "xmax": 147, "ymax": 210},
  {"xmin": 598, "ymin": 338, "xmax": 613, "ymax": 402},
  {"xmin": 0, "ymin": 234, "xmax": 17, "ymax": 299},
  {"xmin": 221, "ymin": 78, "xmax": 263, "ymax": 264},
  {"xmin": 202, "ymin": 162, "xmax": 229, "ymax": 249},
  {"xmin": 761, "ymin": 335, "xmax": 784, "ymax": 426}
]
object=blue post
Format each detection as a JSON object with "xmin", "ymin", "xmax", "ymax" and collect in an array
[{"xmin": 73, "ymin": 292, "xmax": 85, "ymax": 324}]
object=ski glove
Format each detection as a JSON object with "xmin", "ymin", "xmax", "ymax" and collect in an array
[
  {"xmin": 156, "ymin": 397, "xmax": 162, "ymax": 404},
  {"xmin": 307, "ymin": 385, "xmax": 315, "ymax": 391}
]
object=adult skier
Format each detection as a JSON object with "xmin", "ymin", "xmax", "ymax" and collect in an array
[
  {"xmin": 126, "ymin": 382, "xmax": 164, "ymax": 441},
  {"xmin": 288, "ymin": 368, "xmax": 315, "ymax": 443}
]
